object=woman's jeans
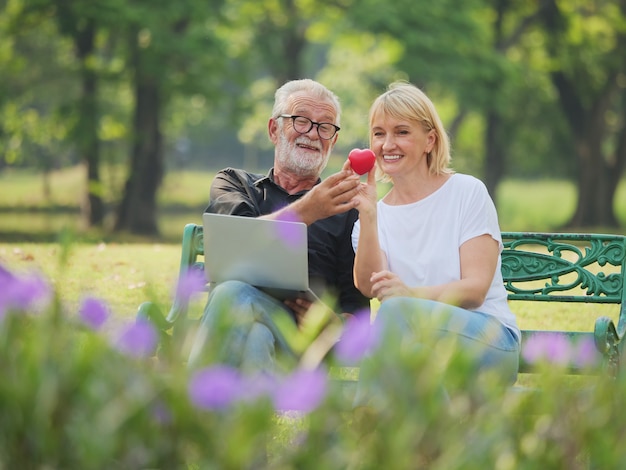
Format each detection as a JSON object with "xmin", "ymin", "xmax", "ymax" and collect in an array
[
  {"xmin": 188, "ymin": 280, "xmax": 297, "ymax": 373},
  {"xmin": 356, "ymin": 297, "xmax": 520, "ymax": 406}
]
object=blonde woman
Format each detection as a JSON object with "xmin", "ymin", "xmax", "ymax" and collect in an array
[{"xmin": 352, "ymin": 81, "xmax": 520, "ymax": 388}]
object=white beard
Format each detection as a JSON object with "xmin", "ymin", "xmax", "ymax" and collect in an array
[{"xmin": 276, "ymin": 131, "xmax": 331, "ymax": 177}]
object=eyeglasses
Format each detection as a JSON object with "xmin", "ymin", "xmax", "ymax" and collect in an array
[{"xmin": 278, "ymin": 115, "xmax": 340, "ymax": 140}]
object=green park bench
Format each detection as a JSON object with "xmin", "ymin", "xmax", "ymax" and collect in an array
[{"xmin": 138, "ymin": 225, "xmax": 626, "ymax": 378}]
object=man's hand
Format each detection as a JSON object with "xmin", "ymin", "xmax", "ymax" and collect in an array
[
  {"xmin": 284, "ymin": 297, "xmax": 313, "ymax": 328},
  {"xmin": 295, "ymin": 161, "xmax": 361, "ymax": 224}
]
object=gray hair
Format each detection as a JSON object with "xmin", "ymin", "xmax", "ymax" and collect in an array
[{"xmin": 272, "ymin": 79, "xmax": 341, "ymax": 126}]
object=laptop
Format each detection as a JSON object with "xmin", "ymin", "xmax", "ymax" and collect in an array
[{"xmin": 202, "ymin": 212, "xmax": 321, "ymax": 302}]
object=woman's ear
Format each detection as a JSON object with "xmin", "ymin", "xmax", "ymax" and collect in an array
[{"xmin": 427, "ymin": 129, "xmax": 437, "ymax": 153}]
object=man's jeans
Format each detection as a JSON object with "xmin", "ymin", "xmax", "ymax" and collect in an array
[{"xmin": 188, "ymin": 280, "xmax": 297, "ymax": 373}]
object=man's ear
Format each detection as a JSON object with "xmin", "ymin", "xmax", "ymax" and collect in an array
[{"xmin": 268, "ymin": 118, "xmax": 279, "ymax": 144}]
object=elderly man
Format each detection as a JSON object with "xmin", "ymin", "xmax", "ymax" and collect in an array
[{"xmin": 188, "ymin": 79, "xmax": 370, "ymax": 373}]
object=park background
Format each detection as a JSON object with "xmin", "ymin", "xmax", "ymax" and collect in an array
[
  {"xmin": 0, "ymin": 0, "xmax": 625, "ymax": 323},
  {"xmin": 2, "ymin": 0, "xmax": 626, "ymax": 319},
  {"xmin": 1, "ymin": 0, "xmax": 626, "ymax": 243},
  {"xmin": 2, "ymin": 1, "xmax": 626, "ymax": 467}
]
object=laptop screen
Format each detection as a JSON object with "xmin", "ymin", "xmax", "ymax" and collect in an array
[{"xmin": 202, "ymin": 213, "xmax": 310, "ymax": 293}]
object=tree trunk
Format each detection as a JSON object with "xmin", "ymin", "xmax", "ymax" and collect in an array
[
  {"xmin": 567, "ymin": 136, "xmax": 618, "ymax": 228},
  {"xmin": 540, "ymin": 0, "xmax": 625, "ymax": 229},
  {"xmin": 74, "ymin": 19, "xmax": 104, "ymax": 227},
  {"xmin": 114, "ymin": 44, "xmax": 163, "ymax": 236},
  {"xmin": 483, "ymin": 111, "xmax": 504, "ymax": 201},
  {"xmin": 551, "ymin": 75, "xmax": 622, "ymax": 229}
]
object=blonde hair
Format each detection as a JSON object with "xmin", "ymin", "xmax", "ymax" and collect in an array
[{"xmin": 369, "ymin": 81, "xmax": 452, "ymax": 180}]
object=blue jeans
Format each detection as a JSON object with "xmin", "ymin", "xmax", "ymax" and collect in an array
[
  {"xmin": 188, "ymin": 280, "xmax": 297, "ymax": 374},
  {"xmin": 355, "ymin": 298, "xmax": 520, "ymax": 406}
]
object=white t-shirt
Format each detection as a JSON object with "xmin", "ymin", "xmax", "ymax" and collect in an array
[{"xmin": 352, "ymin": 173, "xmax": 520, "ymax": 340}]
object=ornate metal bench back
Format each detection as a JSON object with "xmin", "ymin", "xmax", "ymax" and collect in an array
[
  {"xmin": 501, "ymin": 232, "xmax": 626, "ymax": 376},
  {"xmin": 501, "ymin": 232, "xmax": 626, "ymax": 305}
]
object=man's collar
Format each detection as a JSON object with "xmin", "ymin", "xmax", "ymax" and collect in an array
[{"xmin": 264, "ymin": 168, "xmax": 322, "ymax": 195}]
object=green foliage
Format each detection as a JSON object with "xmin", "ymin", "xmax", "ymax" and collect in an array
[
  {"xmin": 0, "ymin": 292, "xmax": 275, "ymax": 468},
  {"xmin": 3, "ymin": 260, "xmax": 626, "ymax": 468}
]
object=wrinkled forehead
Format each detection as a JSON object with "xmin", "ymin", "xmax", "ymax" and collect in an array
[{"xmin": 286, "ymin": 92, "xmax": 338, "ymax": 123}]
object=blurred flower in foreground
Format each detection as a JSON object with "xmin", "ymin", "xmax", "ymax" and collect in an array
[
  {"xmin": 175, "ymin": 268, "xmax": 206, "ymax": 302},
  {"xmin": 188, "ymin": 365, "xmax": 243, "ymax": 410},
  {"xmin": 275, "ymin": 209, "xmax": 306, "ymax": 248},
  {"xmin": 521, "ymin": 332, "xmax": 598, "ymax": 367},
  {"xmin": 335, "ymin": 312, "xmax": 380, "ymax": 365},
  {"xmin": 151, "ymin": 401, "xmax": 173, "ymax": 425},
  {"xmin": 0, "ymin": 264, "xmax": 52, "ymax": 319},
  {"xmin": 114, "ymin": 318, "xmax": 158, "ymax": 359},
  {"xmin": 239, "ymin": 373, "xmax": 276, "ymax": 403},
  {"xmin": 571, "ymin": 336, "xmax": 601, "ymax": 368},
  {"xmin": 78, "ymin": 296, "xmax": 109, "ymax": 331},
  {"xmin": 273, "ymin": 368, "xmax": 327, "ymax": 413}
]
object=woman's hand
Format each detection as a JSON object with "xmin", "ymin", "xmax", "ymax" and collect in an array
[
  {"xmin": 352, "ymin": 163, "xmax": 378, "ymax": 216},
  {"xmin": 370, "ymin": 270, "xmax": 413, "ymax": 301}
]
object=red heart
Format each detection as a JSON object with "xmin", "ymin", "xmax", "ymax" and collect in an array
[{"xmin": 348, "ymin": 148, "xmax": 376, "ymax": 175}]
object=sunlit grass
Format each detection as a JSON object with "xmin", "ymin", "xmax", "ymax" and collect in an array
[
  {"xmin": 497, "ymin": 178, "xmax": 576, "ymax": 231},
  {"xmin": 0, "ymin": 242, "xmax": 183, "ymax": 321},
  {"xmin": 0, "ymin": 166, "xmax": 85, "ymax": 207},
  {"xmin": 0, "ymin": 164, "xmax": 215, "ymax": 210},
  {"xmin": 498, "ymin": 177, "xmax": 626, "ymax": 231},
  {"xmin": 158, "ymin": 169, "xmax": 214, "ymax": 209}
]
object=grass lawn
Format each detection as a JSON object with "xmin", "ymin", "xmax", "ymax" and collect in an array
[{"xmin": 0, "ymin": 242, "xmax": 184, "ymax": 322}]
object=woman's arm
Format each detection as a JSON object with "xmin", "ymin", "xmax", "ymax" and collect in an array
[
  {"xmin": 353, "ymin": 170, "xmax": 388, "ymax": 298},
  {"xmin": 371, "ymin": 234, "xmax": 499, "ymax": 309}
]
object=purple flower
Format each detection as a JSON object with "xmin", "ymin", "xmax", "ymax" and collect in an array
[
  {"xmin": 272, "ymin": 368, "xmax": 327, "ymax": 413},
  {"xmin": 522, "ymin": 333, "xmax": 572, "ymax": 366},
  {"xmin": 275, "ymin": 209, "xmax": 306, "ymax": 248},
  {"xmin": 239, "ymin": 373, "xmax": 276, "ymax": 402},
  {"xmin": 571, "ymin": 336, "xmax": 601, "ymax": 369},
  {"xmin": 114, "ymin": 318, "xmax": 158, "ymax": 359},
  {"xmin": 335, "ymin": 312, "xmax": 379, "ymax": 365},
  {"xmin": 188, "ymin": 366, "xmax": 243, "ymax": 410},
  {"xmin": 0, "ymin": 264, "xmax": 13, "ymax": 285},
  {"xmin": 0, "ymin": 264, "xmax": 51, "ymax": 318},
  {"xmin": 175, "ymin": 268, "xmax": 206, "ymax": 302},
  {"xmin": 78, "ymin": 296, "xmax": 109, "ymax": 330}
]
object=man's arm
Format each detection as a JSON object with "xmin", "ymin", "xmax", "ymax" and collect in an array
[
  {"xmin": 261, "ymin": 161, "xmax": 361, "ymax": 225},
  {"xmin": 205, "ymin": 168, "xmax": 264, "ymax": 217}
]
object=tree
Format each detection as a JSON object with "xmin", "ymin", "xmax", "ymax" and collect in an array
[
  {"xmin": 113, "ymin": 0, "xmax": 226, "ymax": 235},
  {"xmin": 538, "ymin": 0, "xmax": 626, "ymax": 228},
  {"xmin": 3, "ymin": 0, "xmax": 121, "ymax": 226},
  {"xmin": 62, "ymin": 11, "xmax": 104, "ymax": 226}
]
